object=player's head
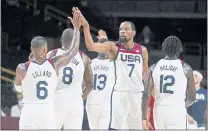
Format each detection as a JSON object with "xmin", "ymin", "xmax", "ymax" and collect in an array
[
  {"xmin": 162, "ymin": 36, "xmax": 183, "ymax": 58},
  {"xmin": 61, "ymin": 28, "xmax": 74, "ymax": 49},
  {"xmin": 119, "ymin": 21, "xmax": 136, "ymax": 44},
  {"xmin": 97, "ymin": 38, "xmax": 108, "ymax": 58},
  {"xmin": 193, "ymin": 70, "xmax": 203, "ymax": 85},
  {"xmin": 30, "ymin": 36, "xmax": 48, "ymax": 58}
]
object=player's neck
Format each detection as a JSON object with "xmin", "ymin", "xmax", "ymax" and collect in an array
[
  {"xmin": 32, "ymin": 56, "xmax": 46, "ymax": 64},
  {"xmin": 195, "ymin": 84, "xmax": 201, "ymax": 90},
  {"xmin": 165, "ymin": 56, "xmax": 178, "ymax": 59},
  {"xmin": 62, "ymin": 45, "xmax": 70, "ymax": 50},
  {"xmin": 123, "ymin": 41, "xmax": 134, "ymax": 49},
  {"xmin": 97, "ymin": 56, "xmax": 108, "ymax": 60}
]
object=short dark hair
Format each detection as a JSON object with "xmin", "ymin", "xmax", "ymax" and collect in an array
[
  {"xmin": 61, "ymin": 28, "xmax": 74, "ymax": 46},
  {"xmin": 123, "ymin": 21, "xmax": 136, "ymax": 31},
  {"xmin": 162, "ymin": 36, "xmax": 183, "ymax": 58},
  {"xmin": 31, "ymin": 36, "xmax": 47, "ymax": 49}
]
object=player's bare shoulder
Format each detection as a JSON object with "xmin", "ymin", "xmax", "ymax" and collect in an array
[
  {"xmin": 182, "ymin": 62, "xmax": 193, "ymax": 78},
  {"xmin": 16, "ymin": 63, "xmax": 27, "ymax": 81},
  {"xmin": 141, "ymin": 45, "xmax": 147, "ymax": 52},
  {"xmin": 16, "ymin": 63, "xmax": 26, "ymax": 72},
  {"xmin": 141, "ymin": 45, "xmax": 148, "ymax": 56}
]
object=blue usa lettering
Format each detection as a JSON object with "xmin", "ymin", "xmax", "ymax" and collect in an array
[{"xmin": 121, "ymin": 54, "xmax": 140, "ymax": 63}]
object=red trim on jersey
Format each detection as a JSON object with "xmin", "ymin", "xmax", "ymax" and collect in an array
[
  {"xmin": 180, "ymin": 59, "xmax": 185, "ymax": 66},
  {"xmin": 149, "ymin": 96, "xmax": 155, "ymax": 130},
  {"xmin": 53, "ymin": 48, "xmax": 59, "ymax": 56},
  {"xmin": 117, "ymin": 43, "xmax": 142, "ymax": 54},
  {"xmin": 48, "ymin": 59, "xmax": 53, "ymax": 65},
  {"xmin": 47, "ymin": 59, "xmax": 55, "ymax": 69},
  {"xmin": 25, "ymin": 61, "xmax": 31, "ymax": 72}
]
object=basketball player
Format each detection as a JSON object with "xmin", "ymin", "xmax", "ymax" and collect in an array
[
  {"xmin": 14, "ymin": 10, "xmax": 82, "ymax": 129},
  {"xmin": 86, "ymin": 30, "xmax": 114, "ymax": 129},
  {"xmin": 142, "ymin": 36, "xmax": 196, "ymax": 129},
  {"xmin": 46, "ymin": 28, "xmax": 93, "ymax": 129},
  {"xmin": 74, "ymin": 8, "xmax": 149, "ymax": 129}
]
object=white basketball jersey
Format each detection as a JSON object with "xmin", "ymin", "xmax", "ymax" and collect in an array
[
  {"xmin": 21, "ymin": 60, "xmax": 57, "ymax": 104},
  {"xmin": 87, "ymin": 58, "xmax": 114, "ymax": 105},
  {"xmin": 54, "ymin": 48, "xmax": 84, "ymax": 94},
  {"xmin": 152, "ymin": 58, "xmax": 187, "ymax": 107},
  {"xmin": 113, "ymin": 43, "xmax": 144, "ymax": 92}
]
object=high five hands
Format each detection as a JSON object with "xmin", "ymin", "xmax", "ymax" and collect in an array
[{"xmin": 69, "ymin": 7, "xmax": 89, "ymax": 28}]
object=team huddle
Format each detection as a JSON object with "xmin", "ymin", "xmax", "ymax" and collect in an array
[{"xmin": 14, "ymin": 7, "xmax": 196, "ymax": 130}]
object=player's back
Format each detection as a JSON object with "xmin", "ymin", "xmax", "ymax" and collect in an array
[
  {"xmin": 52, "ymin": 48, "xmax": 85, "ymax": 129},
  {"xmin": 114, "ymin": 43, "xmax": 144, "ymax": 92},
  {"xmin": 22, "ymin": 59, "xmax": 57, "ymax": 104},
  {"xmin": 20, "ymin": 59, "xmax": 57, "ymax": 129},
  {"xmin": 54, "ymin": 48, "xmax": 84, "ymax": 95},
  {"xmin": 87, "ymin": 58, "xmax": 114, "ymax": 105},
  {"xmin": 152, "ymin": 58, "xmax": 187, "ymax": 107}
]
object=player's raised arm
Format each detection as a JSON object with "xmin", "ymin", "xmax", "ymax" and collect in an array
[
  {"xmin": 73, "ymin": 8, "xmax": 115, "ymax": 53},
  {"xmin": 81, "ymin": 52, "xmax": 93, "ymax": 100},
  {"xmin": 52, "ymin": 8, "xmax": 81, "ymax": 73},
  {"xmin": 142, "ymin": 64, "xmax": 155, "ymax": 129},
  {"xmin": 183, "ymin": 63, "xmax": 196, "ymax": 107},
  {"xmin": 14, "ymin": 64, "xmax": 26, "ymax": 93},
  {"xmin": 141, "ymin": 46, "xmax": 149, "ymax": 80}
]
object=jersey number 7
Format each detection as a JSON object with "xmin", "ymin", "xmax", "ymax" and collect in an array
[{"xmin": 127, "ymin": 64, "xmax": 135, "ymax": 77}]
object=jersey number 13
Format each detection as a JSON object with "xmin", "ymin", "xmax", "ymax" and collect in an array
[{"xmin": 93, "ymin": 74, "xmax": 107, "ymax": 90}]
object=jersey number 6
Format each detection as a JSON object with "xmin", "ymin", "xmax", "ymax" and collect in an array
[{"xmin": 36, "ymin": 81, "xmax": 48, "ymax": 99}]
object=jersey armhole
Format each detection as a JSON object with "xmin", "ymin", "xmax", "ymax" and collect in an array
[
  {"xmin": 114, "ymin": 43, "xmax": 120, "ymax": 61},
  {"xmin": 24, "ymin": 61, "xmax": 31, "ymax": 72},
  {"xmin": 180, "ymin": 59, "xmax": 185, "ymax": 67},
  {"xmin": 79, "ymin": 50, "xmax": 82, "ymax": 58},
  {"xmin": 48, "ymin": 59, "xmax": 55, "ymax": 69},
  {"xmin": 138, "ymin": 44, "xmax": 144, "ymax": 62},
  {"xmin": 53, "ymin": 49, "xmax": 58, "ymax": 56}
]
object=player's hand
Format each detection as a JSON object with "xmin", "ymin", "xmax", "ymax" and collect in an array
[
  {"xmin": 142, "ymin": 120, "xmax": 153, "ymax": 130},
  {"xmin": 68, "ymin": 7, "xmax": 82, "ymax": 29},
  {"xmin": 72, "ymin": 7, "xmax": 89, "ymax": 28},
  {"xmin": 97, "ymin": 29, "xmax": 108, "ymax": 40},
  {"xmin": 188, "ymin": 114, "xmax": 197, "ymax": 125}
]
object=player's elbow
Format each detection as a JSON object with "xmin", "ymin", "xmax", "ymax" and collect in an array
[{"xmin": 86, "ymin": 81, "xmax": 93, "ymax": 90}]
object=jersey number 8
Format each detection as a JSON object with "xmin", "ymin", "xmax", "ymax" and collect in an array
[{"xmin": 62, "ymin": 67, "xmax": 73, "ymax": 84}]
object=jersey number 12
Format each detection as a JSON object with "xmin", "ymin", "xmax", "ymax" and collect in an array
[{"xmin": 160, "ymin": 75, "xmax": 175, "ymax": 94}]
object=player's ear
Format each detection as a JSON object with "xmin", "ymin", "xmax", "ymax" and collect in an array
[{"xmin": 132, "ymin": 31, "xmax": 136, "ymax": 37}]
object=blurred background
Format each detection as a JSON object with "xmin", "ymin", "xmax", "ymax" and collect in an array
[{"xmin": 1, "ymin": 0, "xmax": 207, "ymax": 129}]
